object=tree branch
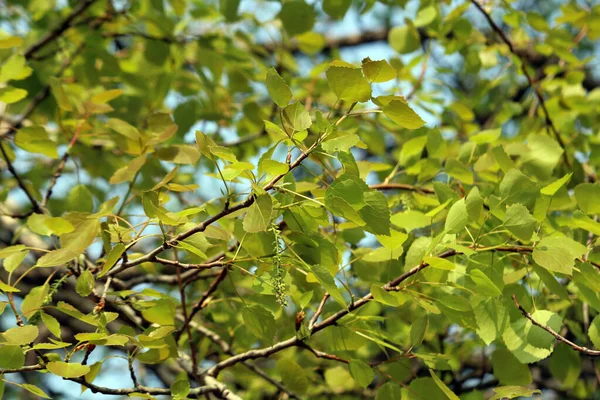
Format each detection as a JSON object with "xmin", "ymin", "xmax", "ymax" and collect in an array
[
  {"xmin": 23, "ymin": 0, "xmax": 97, "ymax": 60},
  {"xmin": 470, "ymin": 0, "xmax": 571, "ymax": 168},
  {"xmin": 512, "ymin": 294, "xmax": 600, "ymax": 357}
]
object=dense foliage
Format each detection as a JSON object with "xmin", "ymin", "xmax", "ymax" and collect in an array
[{"xmin": 1, "ymin": 0, "xmax": 600, "ymax": 398}]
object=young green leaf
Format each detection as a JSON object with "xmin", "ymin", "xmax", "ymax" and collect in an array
[{"xmin": 266, "ymin": 67, "xmax": 293, "ymax": 107}]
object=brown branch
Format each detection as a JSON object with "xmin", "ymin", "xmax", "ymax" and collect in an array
[
  {"xmin": 179, "ymin": 267, "xmax": 229, "ymax": 337},
  {"xmin": 154, "ymin": 256, "xmax": 228, "ymax": 270},
  {"xmin": 512, "ymin": 295, "xmax": 600, "ymax": 357},
  {"xmin": 470, "ymin": 0, "xmax": 571, "ymax": 168},
  {"xmin": 23, "ymin": 0, "xmax": 97, "ymax": 60},
  {"xmin": 0, "ymin": 364, "xmax": 45, "ymax": 374},
  {"xmin": 188, "ymin": 321, "xmax": 300, "ymax": 399},
  {"xmin": 0, "ymin": 142, "xmax": 44, "ymax": 214},
  {"xmin": 205, "ymin": 248, "xmax": 460, "ymax": 376},
  {"xmin": 42, "ymin": 112, "xmax": 88, "ymax": 207},
  {"xmin": 107, "ymin": 133, "xmax": 324, "ymax": 276},
  {"xmin": 308, "ymin": 293, "xmax": 330, "ymax": 329},
  {"xmin": 299, "ymin": 343, "xmax": 350, "ymax": 364},
  {"xmin": 369, "ymin": 183, "xmax": 435, "ymax": 194}
]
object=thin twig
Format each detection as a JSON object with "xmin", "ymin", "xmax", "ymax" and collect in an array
[
  {"xmin": 23, "ymin": 0, "xmax": 97, "ymax": 60},
  {"xmin": 470, "ymin": 0, "xmax": 571, "ymax": 168},
  {"xmin": 512, "ymin": 295, "xmax": 600, "ymax": 357},
  {"xmin": 308, "ymin": 293, "xmax": 330, "ymax": 329},
  {"xmin": 108, "ymin": 130, "xmax": 325, "ymax": 276},
  {"xmin": 42, "ymin": 112, "xmax": 88, "ymax": 207},
  {"xmin": 179, "ymin": 267, "xmax": 229, "ymax": 338},
  {"xmin": 0, "ymin": 142, "xmax": 44, "ymax": 214},
  {"xmin": 369, "ymin": 183, "xmax": 435, "ymax": 194}
]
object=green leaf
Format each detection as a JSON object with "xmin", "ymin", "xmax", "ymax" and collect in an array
[
  {"xmin": 322, "ymin": 0, "xmax": 351, "ymax": 19},
  {"xmin": 75, "ymin": 269, "xmax": 95, "ymax": 297},
  {"xmin": 41, "ymin": 312, "xmax": 62, "ymax": 338},
  {"xmin": 1, "ymin": 325, "xmax": 39, "ymax": 345},
  {"xmin": 14, "ymin": 126, "xmax": 58, "ymax": 158},
  {"xmin": 492, "ymin": 348, "xmax": 532, "ymax": 386},
  {"xmin": 99, "ymin": 243, "xmax": 126, "ymax": 277},
  {"xmin": 47, "ymin": 361, "xmax": 91, "ymax": 378},
  {"xmin": 533, "ymin": 236, "xmax": 587, "ymax": 275},
  {"xmin": 295, "ymin": 31, "xmax": 325, "ymax": 55},
  {"xmin": 588, "ymin": 315, "xmax": 600, "ymax": 349},
  {"xmin": 348, "ymin": 359, "xmax": 374, "ymax": 389},
  {"xmin": 3, "ymin": 250, "xmax": 28, "ymax": 273},
  {"xmin": 574, "ymin": 183, "xmax": 600, "ymax": 214},
  {"xmin": 388, "ymin": 24, "xmax": 420, "ymax": 54},
  {"xmin": 429, "ymin": 369, "xmax": 460, "ymax": 400},
  {"xmin": 399, "ymin": 136, "xmax": 427, "ymax": 166},
  {"xmin": 21, "ymin": 284, "xmax": 49, "ymax": 318},
  {"xmin": 390, "ymin": 210, "xmax": 431, "ymax": 232},
  {"xmin": 90, "ymin": 89, "xmax": 124, "ymax": 104},
  {"xmin": 321, "ymin": 133, "xmax": 363, "ymax": 154},
  {"xmin": 469, "ymin": 269, "xmax": 502, "ymax": 296},
  {"xmin": 445, "ymin": 158, "xmax": 473, "ymax": 184},
  {"xmin": 465, "ymin": 187, "xmax": 483, "ymax": 221},
  {"xmin": 67, "ymin": 184, "xmax": 94, "ymax": 213},
  {"xmin": 410, "ymin": 315, "xmax": 428, "ymax": 347},
  {"xmin": 171, "ymin": 378, "xmax": 190, "ymax": 399},
  {"xmin": 155, "ymin": 145, "xmax": 201, "ymax": 165},
  {"xmin": 570, "ymin": 211, "xmax": 600, "ymax": 236},
  {"xmin": 376, "ymin": 382, "xmax": 401, "ymax": 400},
  {"xmin": 107, "ymin": 118, "xmax": 141, "ymax": 140},
  {"xmin": 310, "ymin": 264, "xmax": 346, "ymax": 308},
  {"xmin": 19, "ymin": 384, "xmax": 50, "ymax": 399},
  {"xmin": 0, "ymin": 279, "xmax": 19, "ymax": 293},
  {"xmin": 243, "ymin": 195, "xmax": 273, "ymax": 233},
  {"xmin": 109, "ymin": 155, "xmax": 146, "ymax": 184},
  {"xmin": 266, "ymin": 68, "xmax": 292, "ymax": 107},
  {"xmin": 140, "ymin": 299, "xmax": 176, "ymax": 326},
  {"xmin": 382, "ymin": 98, "xmax": 425, "ymax": 129},
  {"xmin": 360, "ymin": 190, "xmax": 391, "ymax": 235},
  {"xmin": 44, "ymin": 217, "xmax": 74, "ymax": 236},
  {"xmin": 276, "ymin": 358, "xmax": 308, "ymax": 394},
  {"xmin": 279, "ymin": 0, "xmax": 315, "ymax": 36},
  {"xmin": 489, "ymin": 386, "xmax": 541, "ymax": 400},
  {"xmin": 423, "ymin": 256, "xmax": 455, "ymax": 270},
  {"xmin": 48, "ymin": 77, "xmax": 73, "ymax": 111},
  {"xmin": 414, "ymin": 5, "xmax": 438, "ymax": 27},
  {"xmin": 0, "ymin": 54, "xmax": 32, "ymax": 82},
  {"xmin": 445, "ymin": 199, "xmax": 468, "ymax": 234},
  {"xmin": 549, "ymin": 343, "xmax": 581, "ymax": 388},
  {"xmin": 0, "ymin": 86, "xmax": 27, "ymax": 103},
  {"xmin": 361, "ymin": 57, "xmax": 397, "ymax": 83},
  {"xmin": 491, "ymin": 145, "xmax": 513, "ymax": 173},
  {"xmin": 220, "ymin": 0, "xmax": 240, "ymax": 21},
  {"xmin": 35, "ymin": 248, "xmax": 79, "ymax": 268},
  {"xmin": 469, "ymin": 128, "xmax": 501, "ymax": 144},
  {"xmin": 282, "ymin": 102, "xmax": 312, "ymax": 132},
  {"xmin": 532, "ymin": 265, "xmax": 568, "ymax": 303},
  {"xmin": 503, "ymin": 309, "xmax": 562, "ymax": 363},
  {"xmin": 540, "ymin": 173, "xmax": 572, "ymax": 196},
  {"xmin": 326, "ymin": 61, "xmax": 372, "ymax": 103},
  {"xmin": 499, "ymin": 169, "xmax": 537, "ymax": 208},
  {"xmin": 242, "ymin": 304, "xmax": 276, "ymax": 344},
  {"xmin": 0, "ymin": 345, "xmax": 25, "ymax": 368},
  {"xmin": 0, "ymin": 36, "xmax": 23, "ymax": 48},
  {"xmin": 0, "ymin": 245, "xmax": 27, "ymax": 259},
  {"xmin": 503, "ymin": 204, "xmax": 536, "ymax": 241},
  {"xmin": 474, "ymin": 298, "xmax": 508, "ymax": 345}
]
